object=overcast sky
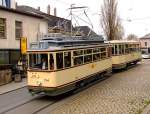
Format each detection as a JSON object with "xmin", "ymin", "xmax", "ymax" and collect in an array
[{"xmin": 16, "ymin": 0, "xmax": 150, "ymax": 38}]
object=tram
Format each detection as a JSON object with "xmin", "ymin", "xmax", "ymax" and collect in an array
[
  {"xmin": 27, "ymin": 35, "xmax": 112, "ymax": 96},
  {"xmin": 109, "ymin": 40, "xmax": 142, "ymax": 69}
]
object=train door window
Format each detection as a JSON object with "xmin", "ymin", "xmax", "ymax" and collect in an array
[
  {"xmin": 64, "ymin": 51, "xmax": 71, "ymax": 68},
  {"xmin": 49, "ymin": 54, "xmax": 54, "ymax": 70},
  {"xmin": 56, "ymin": 52, "xmax": 63, "ymax": 69},
  {"xmin": 29, "ymin": 53, "xmax": 48, "ymax": 70}
]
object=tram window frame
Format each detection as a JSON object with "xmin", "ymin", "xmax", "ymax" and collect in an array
[
  {"xmin": 29, "ymin": 53, "xmax": 48, "ymax": 70},
  {"xmin": 56, "ymin": 52, "xmax": 64, "ymax": 70},
  {"xmin": 64, "ymin": 51, "xmax": 71, "ymax": 68}
]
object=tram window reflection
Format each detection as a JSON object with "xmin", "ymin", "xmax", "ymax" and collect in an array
[{"xmin": 56, "ymin": 52, "xmax": 63, "ymax": 69}]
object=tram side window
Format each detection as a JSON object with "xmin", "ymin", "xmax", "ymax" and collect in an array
[
  {"xmin": 112, "ymin": 46, "xmax": 115, "ymax": 55},
  {"xmin": 122, "ymin": 45, "xmax": 125, "ymax": 54},
  {"xmin": 56, "ymin": 53, "xmax": 63, "ymax": 69},
  {"xmin": 84, "ymin": 49, "xmax": 92, "ymax": 54},
  {"xmin": 119, "ymin": 45, "xmax": 122, "ymax": 54},
  {"xmin": 84, "ymin": 55, "xmax": 92, "ymax": 63},
  {"xmin": 101, "ymin": 47, "xmax": 107, "ymax": 59},
  {"xmin": 115, "ymin": 45, "xmax": 118, "ymax": 55},
  {"xmin": 125, "ymin": 44, "xmax": 129, "ymax": 54},
  {"xmin": 73, "ymin": 50, "xmax": 83, "ymax": 56},
  {"xmin": 74, "ymin": 56, "xmax": 83, "ymax": 66},
  {"xmin": 49, "ymin": 54, "xmax": 54, "ymax": 70},
  {"xmin": 29, "ymin": 54, "xmax": 48, "ymax": 70},
  {"xmin": 93, "ymin": 54, "xmax": 100, "ymax": 61},
  {"xmin": 101, "ymin": 52, "xmax": 106, "ymax": 59},
  {"xmin": 64, "ymin": 52, "xmax": 71, "ymax": 68}
]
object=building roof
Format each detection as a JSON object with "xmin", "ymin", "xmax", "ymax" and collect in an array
[
  {"xmin": 16, "ymin": 5, "xmax": 71, "ymax": 31},
  {"xmin": 0, "ymin": 6, "xmax": 43, "ymax": 19},
  {"xmin": 140, "ymin": 33, "xmax": 150, "ymax": 39},
  {"xmin": 16, "ymin": 5, "xmax": 70, "ymax": 21}
]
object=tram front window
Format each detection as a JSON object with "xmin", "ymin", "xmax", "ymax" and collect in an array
[{"xmin": 29, "ymin": 54, "xmax": 48, "ymax": 70}]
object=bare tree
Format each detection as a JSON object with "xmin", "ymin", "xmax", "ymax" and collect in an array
[
  {"xmin": 101, "ymin": 0, "xmax": 124, "ymax": 40},
  {"xmin": 127, "ymin": 34, "xmax": 138, "ymax": 40}
]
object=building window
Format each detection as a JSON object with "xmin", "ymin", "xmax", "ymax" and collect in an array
[
  {"xmin": 0, "ymin": 18, "xmax": 6, "ymax": 39},
  {"xmin": 15, "ymin": 21, "xmax": 22, "ymax": 40}
]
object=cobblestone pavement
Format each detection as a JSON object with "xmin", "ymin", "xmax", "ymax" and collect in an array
[{"xmin": 51, "ymin": 59, "xmax": 150, "ymax": 114}]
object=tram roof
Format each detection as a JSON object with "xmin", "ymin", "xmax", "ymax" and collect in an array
[
  {"xmin": 28, "ymin": 35, "xmax": 105, "ymax": 52},
  {"xmin": 107, "ymin": 40, "xmax": 140, "ymax": 44}
]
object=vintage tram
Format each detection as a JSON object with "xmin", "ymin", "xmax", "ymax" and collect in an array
[
  {"xmin": 27, "ymin": 36, "xmax": 112, "ymax": 96},
  {"xmin": 109, "ymin": 40, "xmax": 142, "ymax": 69}
]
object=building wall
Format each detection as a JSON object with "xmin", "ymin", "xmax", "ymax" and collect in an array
[
  {"xmin": 140, "ymin": 38, "xmax": 150, "ymax": 48},
  {"xmin": 0, "ymin": 10, "xmax": 48, "ymax": 49}
]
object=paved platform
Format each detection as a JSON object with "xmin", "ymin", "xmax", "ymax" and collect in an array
[{"xmin": 0, "ymin": 78, "xmax": 27, "ymax": 95}]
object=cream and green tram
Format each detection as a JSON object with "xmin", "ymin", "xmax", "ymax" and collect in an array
[
  {"xmin": 27, "ymin": 37, "xmax": 112, "ymax": 96},
  {"xmin": 109, "ymin": 40, "xmax": 142, "ymax": 69}
]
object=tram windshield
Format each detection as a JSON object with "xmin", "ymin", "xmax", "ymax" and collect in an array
[{"xmin": 29, "ymin": 53, "xmax": 48, "ymax": 70}]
